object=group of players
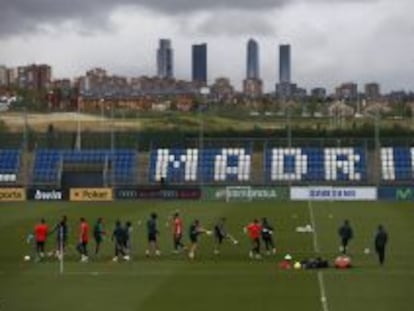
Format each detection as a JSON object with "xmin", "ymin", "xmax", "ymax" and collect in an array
[
  {"xmin": 338, "ymin": 219, "xmax": 389, "ymax": 265},
  {"xmin": 32, "ymin": 212, "xmax": 277, "ymax": 262},
  {"xmin": 32, "ymin": 214, "xmax": 389, "ymax": 265}
]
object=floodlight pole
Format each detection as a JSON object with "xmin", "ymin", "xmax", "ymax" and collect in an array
[
  {"xmin": 110, "ymin": 100, "xmax": 115, "ymax": 186},
  {"xmin": 199, "ymin": 87, "xmax": 210, "ymax": 193},
  {"xmin": 23, "ymin": 106, "xmax": 28, "ymax": 151},
  {"xmin": 23, "ymin": 106, "xmax": 28, "ymax": 187},
  {"xmin": 100, "ymin": 98, "xmax": 105, "ymax": 131},
  {"xmin": 287, "ymin": 105, "xmax": 292, "ymax": 148},
  {"xmin": 374, "ymin": 107, "xmax": 380, "ymax": 152},
  {"xmin": 76, "ymin": 99, "xmax": 82, "ymax": 150},
  {"xmin": 110, "ymin": 100, "xmax": 115, "ymax": 151},
  {"xmin": 371, "ymin": 105, "xmax": 381, "ymax": 186},
  {"xmin": 285, "ymin": 100, "xmax": 292, "ymax": 148},
  {"xmin": 411, "ymin": 105, "xmax": 414, "ymax": 131}
]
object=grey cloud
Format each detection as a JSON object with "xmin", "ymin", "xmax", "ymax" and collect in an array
[
  {"xmin": 0, "ymin": 0, "xmax": 374, "ymax": 38},
  {"xmin": 181, "ymin": 11, "xmax": 277, "ymax": 36}
]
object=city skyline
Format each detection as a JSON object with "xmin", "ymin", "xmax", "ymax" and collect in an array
[{"xmin": 0, "ymin": 0, "xmax": 413, "ymax": 93}]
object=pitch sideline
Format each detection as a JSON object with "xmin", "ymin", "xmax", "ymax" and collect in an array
[{"xmin": 307, "ymin": 199, "xmax": 330, "ymax": 311}]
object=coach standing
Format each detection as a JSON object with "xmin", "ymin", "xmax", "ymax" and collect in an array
[{"xmin": 374, "ymin": 225, "xmax": 388, "ymax": 265}]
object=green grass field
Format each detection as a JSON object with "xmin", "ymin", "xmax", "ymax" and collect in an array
[{"xmin": 0, "ymin": 201, "xmax": 413, "ymax": 311}]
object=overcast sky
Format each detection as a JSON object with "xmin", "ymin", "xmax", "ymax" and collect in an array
[{"xmin": 0, "ymin": 0, "xmax": 413, "ymax": 92}]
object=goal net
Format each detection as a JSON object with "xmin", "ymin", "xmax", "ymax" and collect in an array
[{"xmin": 225, "ymin": 186, "xmax": 253, "ymax": 202}]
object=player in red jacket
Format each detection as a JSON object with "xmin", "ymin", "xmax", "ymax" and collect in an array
[
  {"xmin": 34, "ymin": 218, "xmax": 49, "ymax": 260},
  {"xmin": 171, "ymin": 212, "xmax": 185, "ymax": 254},
  {"xmin": 76, "ymin": 217, "xmax": 90, "ymax": 262},
  {"xmin": 245, "ymin": 219, "xmax": 262, "ymax": 259}
]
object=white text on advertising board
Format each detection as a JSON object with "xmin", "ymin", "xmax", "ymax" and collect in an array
[
  {"xmin": 310, "ymin": 189, "xmax": 356, "ymax": 198},
  {"xmin": 34, "ymin": 190, "xmax": 62, "ymax": 200}
]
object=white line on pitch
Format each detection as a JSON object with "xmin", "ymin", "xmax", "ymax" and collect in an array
[
  {"xmin": 307, "ymin": 197, "xmax": 330, "ymax": 311},
  {"xmin": 13, "ymin": 269, "xmax": 414, "ymax": 277},
  {"xmin": 318, "ymin": 272, "xmax": 329, "ymax": 311},
  {"xmin": 307, "ymin": 199, "xmax": 320, "ymax": 253}
]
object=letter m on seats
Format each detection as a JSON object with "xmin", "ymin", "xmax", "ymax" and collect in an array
[{"xmin": 153, "ymin": 149, "xmax": 198, "ymax": 182}]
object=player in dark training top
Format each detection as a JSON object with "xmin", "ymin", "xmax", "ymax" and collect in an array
[
  {"xmin": 338, "ymin": 220, "xmax": 353, "ymax": 254},
  {"xmin": 188, "ymin": 219, "xmax": 212, "ymax": 260},
  {"xmin": 50, "ymin": 215, "xmax": 68, "ymax": 259},
  {"xmin": 261, "ymin": 218, "xmax": 276, "ymax": 255},
  {"xmin": 93, "ymin": 217, "xmax": 105, "ymax": 255},
  {"xmin": 112, "ymin": 220, "xmax": 127, "ymax": 262},
  {"xmin": 145, "ymin": 213, "xmax": 161, "ymax": 257},
  {"xmin": 123, "ymin": 221, "xmax": 133, "ymax": 260},
  {"xmin": 374, "ymin": 225, "xmax": 389, "ymax": 265},
  {"xmin": 213, "ymin": 217, "xmax": 238, "ymax": 255}
]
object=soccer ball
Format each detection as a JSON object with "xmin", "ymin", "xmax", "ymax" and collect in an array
[
  {"xmin": 363, "ymin": 248, "xmax": 371, "ymax": 255},
  {"xmin": 233, "ymin": 240, "xmax": 239, "ymax": 245},
  {"xmin": 24, "ymin": 255, "xmax": 31, "ymax": 261},
  {"xmin": 294, "ymin": 261, "xmax": 302, "ymax": 270}
]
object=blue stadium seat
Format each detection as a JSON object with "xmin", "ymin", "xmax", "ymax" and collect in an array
[
  {"xmin": 0, "ymin": 149, "xmax": 21, "ymax": 183},
  {"xmin": 32, "ymin": 149, "xmax": 137, "ymax": 185}
]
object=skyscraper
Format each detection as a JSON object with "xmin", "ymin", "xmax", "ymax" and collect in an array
[
  {"xmin": 276, "ymin": 44, "xmax": 294, "ymax": 99},
  {"xmin": 279, "ymin": 44, "xmax": 291, "ymax": 83},
  {"xmin": 192, "ymin": 43, "xmax": 207, "ymax": 84},
  {"xmin": 243, "ymin": 39, "xmax": 262, "ymax": 97},
  {"xmin": 157, "ymin": 39, "xmax": 174, "ymax": 79},
  {"xmin": 246, "ymin": 39, "xmax": 259, "ymax": 79}
]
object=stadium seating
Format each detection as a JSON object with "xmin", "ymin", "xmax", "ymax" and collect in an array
[
  {"xmin": 32, "ymin": 149, "xmax": 137, "ymax": 185},
  {"xmin": 264, "ymin": 148, "xmax": 367, "ymax": 182},
  {"xmin": 149, "ymin": 148, "xmax": 252, "ymax": 183},
  {"xmin": 381, "ymin": 147, "xmax": 414, "ymax": 181},
  {"xmin": 0, "ymin": 149, "xmax": 21, "ymax": 183}
]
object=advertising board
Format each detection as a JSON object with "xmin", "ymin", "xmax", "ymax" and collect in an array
[
  {"xmin": 0, "ymin": 188, "xmax": 26, "ymax": 202},
  {"xmin": 204, "ymin": 187, "xmax": 289, "ymax": 201},
  {"xmin": 115, "ymin": 188, "xmax": 201, "ymax": 200},
  {"xmin": 378, "ymin": 187, "xmax": 414, "ymax": 201},
  {"xmin": 27, "ymin": 189, "xmax": 68, "ymax": 201},
  {"xmin": 290, "ymin": 186, "xmax": 377, "ymax": 201},
  {"xmin": 70, "ymin": 188, "xmax": 113, "ymax": 202}
]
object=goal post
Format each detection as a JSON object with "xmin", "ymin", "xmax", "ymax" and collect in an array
[{"xmin": 225, "ymin": 186, "xmax": 253, "ymax": 202}]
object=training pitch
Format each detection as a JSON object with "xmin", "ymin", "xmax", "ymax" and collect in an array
[{"xmin": 0, "ymin": 201, "xmax": 413, "ymax": 311}]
